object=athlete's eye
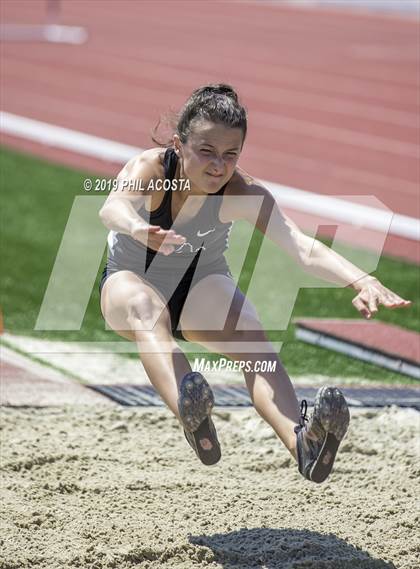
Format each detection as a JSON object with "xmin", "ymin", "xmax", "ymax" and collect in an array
[{"xmin": 200, "ymin": 149, "xmax": 212, "ymax": 154}]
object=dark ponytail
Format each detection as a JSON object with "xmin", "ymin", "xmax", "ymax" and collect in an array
[{"xmin": 151, "ymin": 83, "xmax": 247, "ymax": 147}]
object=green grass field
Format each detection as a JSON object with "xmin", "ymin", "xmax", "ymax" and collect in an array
[{"xmin": 1, "ymin": 146, "xmax": 418, "ymax": 383}]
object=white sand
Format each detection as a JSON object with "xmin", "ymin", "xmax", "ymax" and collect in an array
[{"xmin": 1, "ymin": 405, "xmax": 419, "ymax": 568}]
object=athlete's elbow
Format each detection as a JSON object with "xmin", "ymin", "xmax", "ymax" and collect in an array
[
  {"xmin": 299, "ymin": 238, "xmax": 324, "ymax": 269},
  {"xmin": 99, "ymin": 204, "xmax": 112, "ymax": 228},
  {"xmin": 289, "ymin": 232, "xmax": 315, "ymax": 268},
  {"xmin": 98, "ymin": 205, "xmax": 106, "ymax": 222},
  {"xmin": 293, "ymin": 249, "xmax": 311, "ymax": 269}
]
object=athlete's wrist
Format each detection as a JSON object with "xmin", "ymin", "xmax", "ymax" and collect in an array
[
  {"xmin": 350, "ymin": 275, "xmax": 378, "ymax": 292},
  {"xmin": 128, "ymin": 219, "xmax": 143, "ymax": 245}
]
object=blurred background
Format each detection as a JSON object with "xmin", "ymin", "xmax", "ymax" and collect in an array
[{"xmin": 1, "ymin": 0, "xmax": 419, "ymax": 381}]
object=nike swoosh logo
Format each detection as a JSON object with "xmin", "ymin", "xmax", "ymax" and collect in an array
[{"xmin": 197, "ymin": 228, "xmax": 216, "ymax": 237}]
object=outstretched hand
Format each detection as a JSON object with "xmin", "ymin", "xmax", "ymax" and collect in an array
[
  {"xmin": 131, "ymin": 221, "xmax": 186, "ymax": 256},
  {"xmin": 351, "ymin": 276, "xmax": 412, "ymax": 319}
]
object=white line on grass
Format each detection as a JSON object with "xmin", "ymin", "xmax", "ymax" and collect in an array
[
  {"xmin": 1, "ymin": 332, "xmax": 365, "ymax": 386},
  {"xmin": 1, "ymin": 111, "xmax": 419, "ymax": 241}
]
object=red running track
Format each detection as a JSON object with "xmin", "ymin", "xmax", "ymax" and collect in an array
[{"xmin": 1, "ymin": 0, "xmax": 419, "ymax": 262}]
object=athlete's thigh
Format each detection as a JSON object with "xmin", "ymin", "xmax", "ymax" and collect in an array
[
  {"xmin": 100, "ymin": 270, "xmax": 170, "ymax": 340},
  {"xmin": 179, "ymin": 273, "xmax": 262, "ymax": 337}
]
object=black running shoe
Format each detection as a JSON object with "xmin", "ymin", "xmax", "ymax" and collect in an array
[
  {"xmin": 295, "ymin": 386, "xmax": 350, "ymax": 483},
  {"xmin": 178, "ymin": 372, "xmax": 221, "ymax": 466}
]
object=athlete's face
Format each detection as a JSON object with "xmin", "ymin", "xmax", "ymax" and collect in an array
[{"xmin": 174, "ymin": 120, "xmax": 244, "ymax": 194}]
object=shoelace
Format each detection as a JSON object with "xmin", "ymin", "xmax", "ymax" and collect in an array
[
  {"xmin": 294, "ymin": 399, "xmax": 309, "ymax": 434},
  {"xmin": 299, "ymin": 399, "xmax": 309, "ymax": 426}
]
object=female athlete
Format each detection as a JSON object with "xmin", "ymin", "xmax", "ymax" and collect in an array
[{"xmin": 99, "ymin": 84, "xmax": 411, "ymax": 483}]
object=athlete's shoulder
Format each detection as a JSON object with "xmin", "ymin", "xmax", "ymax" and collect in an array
[
  {"xmin": 225, "ymin": 167, "xmax": 268, "ymax": 197},
  {"xmin": 220, "ymin": 167, "xmax": 273, "ymax": 223},
  {"xmin": 122, "ymin": 147, "xmax": 166, "ymax": 181}
]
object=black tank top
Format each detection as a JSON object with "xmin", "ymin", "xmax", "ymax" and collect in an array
[{"xmin": 107, "ymin": 148, "xmax": 233, "ymax": 271}]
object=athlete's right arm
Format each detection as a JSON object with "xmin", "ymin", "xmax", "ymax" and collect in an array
[{"xmin": 98, "ymin": 150, "xmax": 185, "ymax": 255}]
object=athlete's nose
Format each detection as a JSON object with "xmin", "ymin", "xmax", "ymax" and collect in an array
[{"xmin": 209, "ymin": 156, "xmax": 224, "ymax": 175}]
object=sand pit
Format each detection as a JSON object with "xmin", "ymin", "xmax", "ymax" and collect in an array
[{"xmin": 1, "ymin": 405, "xmax": 419, "ymax": 569}]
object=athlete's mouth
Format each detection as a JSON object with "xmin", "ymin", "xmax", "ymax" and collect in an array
[{"xmin": 206, "ymin": 172, "xmax": 223, "ymax": 178}]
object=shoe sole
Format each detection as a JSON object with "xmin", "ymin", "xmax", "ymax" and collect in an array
[
  {"xmin": 178, "ymin": 373, "xmax": 221, "ymax": 465},
  {"xmin": 183, "ymin": 418, "xmax": 221, "ymax": 465},
  {"xmin": 310, "ymin": 386, "xmax": 350, "ymax": 483},
  {"xmin": 178, "ymin": 372, "xmax": 215, "ymax": 432}
]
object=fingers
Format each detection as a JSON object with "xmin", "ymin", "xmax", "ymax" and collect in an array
[
  {"xmin": 352, "ymin": 288, "xmax": 378, "ymax": 319},
  {"xmin": 352, "ymin": 289, "xmax": 412, "ymax": 319},
  {"xmin": 367, "ymin": 293, "xmax": 378, "ymax": 317},
  {"xmin": 378, "ymin": 287, "xmax": 411, "ymax": 309},
  {"xmin": 352, "ymin": 296, "xmax": 372, "ymax": 319},
  {"xmin": 155, "ymin": 228, "xmax": 186, "ymax": 244},
  {"xmin": 381, "ymin": 298, "xmax": 412, "ymax": 309},
  {"xmin": 146, "ymin": 228, "xmax": 187, "ymax": 255},
  {"xmin": 147, "ymin": 229, "xmax": 186, "ymax": 254},
  {"xmin": 148, "ymin": 226, "xmax": 183, "ymax": 238},
  {"xmin": 159, "ymin": 245, "xmax": 175, "ymax": 256},
  {"xmin": 148, "ymin": 241, "xmax": 176, "ymax": 255}
]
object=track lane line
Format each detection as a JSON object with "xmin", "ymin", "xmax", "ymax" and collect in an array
[{"xmin": 1, "ymin": 111, "xmax": 418, "ymax": 241}]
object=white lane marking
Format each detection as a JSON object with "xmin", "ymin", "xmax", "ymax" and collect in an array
[
  {"xmin": 0, "ymin": 110, "xmax": 137, "ymax": 163},
  {"xmin": 249, "ymin": 0, "xmax": 420, "ymax": 21},
  {"xmin": 0, "ymin": 24, "xmax": 88, "ymax": 45},
  {"xmin": 262, "ymin": 182, "xmax": 419, "ymax": 241},
  {"xmin": 0, "ymin": 344, "xmax": 71, "ymax": 384},
  {"xmin": 1, "ymin": 111, "xmax": 418, "ymax": 241}
]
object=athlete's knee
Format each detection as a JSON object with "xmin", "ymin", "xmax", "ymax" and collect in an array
[
  {"xmin": 223, "ymin": 309, "xmax": 266, "ymax": 341},
  {"xmin": 126, "ymin": 291, "xmax": 169, "ymax": 331}
]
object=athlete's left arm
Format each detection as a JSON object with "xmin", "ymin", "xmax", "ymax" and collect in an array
[{"xmin": 230, "ymin": 176, "xmax": 411, "ymax": 319}]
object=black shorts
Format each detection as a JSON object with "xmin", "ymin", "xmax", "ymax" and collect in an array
[{"xmin": 99, "ymin": 256, "xmax": 233, "ymax": 341}]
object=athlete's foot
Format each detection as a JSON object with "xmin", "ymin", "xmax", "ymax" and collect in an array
[
  {"xmin": 178, "ymin": 372, "xmax": 221, "ymax": 465},
  {"xmin": 294, "ymin": 386, "xmax": 350, "ymax": 483}
]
